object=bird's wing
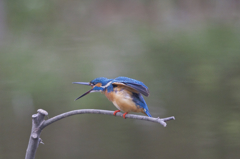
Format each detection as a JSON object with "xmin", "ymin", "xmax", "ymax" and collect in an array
[{"xmin": 112, "ymin": 77, "xmax": 149, "ymax": 96}]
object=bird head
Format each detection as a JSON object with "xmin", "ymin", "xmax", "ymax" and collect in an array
[{"xmin": 73, "ymin": 77, "xmax": 112, "ymax": 100}]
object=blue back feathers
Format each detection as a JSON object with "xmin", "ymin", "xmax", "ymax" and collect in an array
[
  {"xmin": 90, "ymin": 76, "xmax": 149, "ymax": 97},
  {"xmin": 113, "ymin": 77, "xmax": 148, "ymax": 88},
  {"xmin": 112, "ymin": 76, "xmax": 149, "ymax": 97}
]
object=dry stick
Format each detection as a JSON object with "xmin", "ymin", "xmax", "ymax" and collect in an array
[{"xmin": 25, "ymin": 109, "xmax": 175, "ymax": 159}]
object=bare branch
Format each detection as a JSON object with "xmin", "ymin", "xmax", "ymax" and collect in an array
[
  {"xmin": 25, "ymin": 108, "xmax": 175, "ymax": 159},
  {"xmin": 25, "ymin": 109, "xmax": 48, "ymax": 159},
  {"xmin": 41, "ymin": 109, "xmax": 175, "ymax": 129}
]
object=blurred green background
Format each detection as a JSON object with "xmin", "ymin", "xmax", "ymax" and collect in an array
[{"xmin": 1, "ymin": 0, "xmax": 240, "ymax": 159}]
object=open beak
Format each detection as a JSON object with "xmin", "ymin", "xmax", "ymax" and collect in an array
[{"xmin": 72, "ymin": 82, "xmax": 93, "ymax": 101}]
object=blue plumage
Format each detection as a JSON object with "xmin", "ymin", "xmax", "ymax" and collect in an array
[
  {"xmin": 131, "ymin": 92, "xmax": 152, "ymax": 117},
  {"xmin": 90, "ymin": 77, "xmax": 112, "ymax": 86},
  {"xmin": 73, "ymin": 76, "xmax": 152, "ymax": 118},
  {"xmin": 114, "ymin": 76, "xmax": 148, "ymax": 89},
  {"xmin": 113, "ymin": 76, "xmax": 149, "ymax": 96}
]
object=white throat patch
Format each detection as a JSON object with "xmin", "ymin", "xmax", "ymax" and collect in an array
[{"xmin": 101, "ymin": 81, "xmax": 112, "ymax": 88}]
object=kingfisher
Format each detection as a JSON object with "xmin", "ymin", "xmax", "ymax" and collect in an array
[{"xmin": 73, "ymin": 76, "xmax": 152, "ymax": 119}]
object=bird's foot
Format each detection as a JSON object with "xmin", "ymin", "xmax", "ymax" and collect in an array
[
  {"xmin": 123, "ymin": 112, "xmax": 128, "ymax": 119},
  {"xmin": 113, "ymin": 110, "xmax": 121, "ymax": 116}
]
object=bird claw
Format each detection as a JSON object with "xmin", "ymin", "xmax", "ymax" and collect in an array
[
  {"xmin": 113, "ymin": 110, "xmax": 121, "ymax": 116},
  {"xmin": 123, "ymin": 112, "xmax": 128, "ymax": 119}
]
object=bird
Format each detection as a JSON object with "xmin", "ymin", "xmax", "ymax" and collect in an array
[{"xmin": 73, "ymin": 76, "xmax": 152, "ymax": 119}]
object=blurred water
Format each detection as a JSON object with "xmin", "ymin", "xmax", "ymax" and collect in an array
[{"xmin": 1, "ymin": 1, "xmax": 240, "ymax": 159}]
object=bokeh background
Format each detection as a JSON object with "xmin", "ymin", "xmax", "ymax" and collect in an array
[{"xmin": 1, "ymin": 0, "xmax": 240, "ymax": 159}]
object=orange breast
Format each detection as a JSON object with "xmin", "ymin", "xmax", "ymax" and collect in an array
[{"xmin": 104, "ymin": 86, "xmax": 144, "ymax": 114}]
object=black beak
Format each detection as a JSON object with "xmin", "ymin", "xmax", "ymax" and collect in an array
[
  {"xmin": 73, "ymin": 82, "xmax": 93, "ymax": 101},
  {"xmin": 74, "ymin": 88, "xmax": 93, "ymax": 101}
]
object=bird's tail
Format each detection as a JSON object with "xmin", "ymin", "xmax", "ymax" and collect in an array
[{"xmin": 144, "ymin": 109, "xmax": 152, "ymax": 117}]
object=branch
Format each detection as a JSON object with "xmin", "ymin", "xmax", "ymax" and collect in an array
[
  {"xmin": 41, "ymin": 109, "xmax": 174, "ymax": 128},
  {"xmin": 25, "ymin": 109, "xmax": 48, "ymax": 159},
  {"xmin": 25, "ymin": 109, "xmax": 175, "ymax": 159}
]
